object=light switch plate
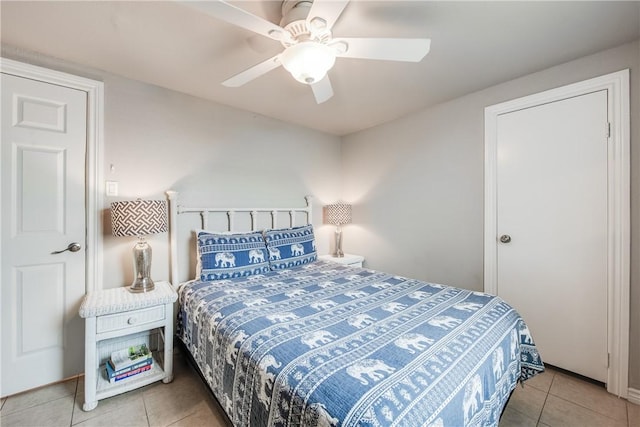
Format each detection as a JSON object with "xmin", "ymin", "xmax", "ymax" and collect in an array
[{"xmin": 105, "ymin": 181, "xmax": 118, "ymax": 196}]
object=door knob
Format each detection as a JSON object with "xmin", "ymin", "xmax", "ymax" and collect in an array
[
  {"xmin": 499, "ymin": 235, "xmax": 511, "ymax": 244},
  {"xmin": 51, "ymin": 242, "xmax": 82, "ymax": 254}
]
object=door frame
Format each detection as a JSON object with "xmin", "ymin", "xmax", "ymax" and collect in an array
[
  {"xmin": 1, "ymin": 57, "xmax": 105, "ymax": 293},
  {"xmin": 484, "ymin": 70, "xmax": 630, "ymax": 397}
]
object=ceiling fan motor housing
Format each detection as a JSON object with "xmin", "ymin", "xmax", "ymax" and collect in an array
[
  {"xmin": 280, "ymin": 0, "xmax": 330, "ymax": 46},
  {"xmin": 280, "ymin": 0, "xmax": 311, "ymax": 26}
]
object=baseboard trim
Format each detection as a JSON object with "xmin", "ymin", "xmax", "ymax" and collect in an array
[{"xmin": 628, "ymin": 387, "xmax": 640, "ymax": 405}]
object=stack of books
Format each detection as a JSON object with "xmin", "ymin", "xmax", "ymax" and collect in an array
[{"xmin": 105, "ymin": 344, "xmax": 153, "ymax": 384}]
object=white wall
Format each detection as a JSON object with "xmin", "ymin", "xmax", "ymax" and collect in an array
[
  {"xmin": 101, "ymin": 75, "xmax": 342, "ymax": 286},
  {"xmin": 342, "ymin": 40, "xmax": 640, "ymax": 389}
]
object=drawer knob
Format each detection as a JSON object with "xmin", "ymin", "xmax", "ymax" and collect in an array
[{"xmin": 127, "ymin": 317, "xmax": 137, "ymax": 325}]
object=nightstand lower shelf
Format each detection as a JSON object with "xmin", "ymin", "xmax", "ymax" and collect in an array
[{"xmin": 95, "ymin": 351, "xmax": 168, "ymax": 401}]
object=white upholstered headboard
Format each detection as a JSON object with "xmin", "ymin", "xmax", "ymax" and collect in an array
[{"xmin": 165, "ymin": 191, "xmax": 313, "ymax": 286}]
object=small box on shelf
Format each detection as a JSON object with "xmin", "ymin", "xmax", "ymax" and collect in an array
[{"xmin": 109, "ymin": 343, "xmax": 152, "ymax": 371}]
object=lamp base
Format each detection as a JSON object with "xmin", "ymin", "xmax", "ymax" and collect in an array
[
  {"xmin": 129, "ymin": 238, "xmax": 156, "ymax": 293},
  {"xmin": 129, "ymin": 277, "xmax": 155, "ymax": 293},
  {"xmin": 332, "ymin": 226, "xmax": 344, "ymax": 258}
]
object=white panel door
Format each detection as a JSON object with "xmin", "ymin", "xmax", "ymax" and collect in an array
[
  {"xmin": 1, "ymin": 73, "xmax": 87, "ymax": 396},
  {"xmin": 495, "ymin": 90, "xmax": 608, "ymax": 382}
]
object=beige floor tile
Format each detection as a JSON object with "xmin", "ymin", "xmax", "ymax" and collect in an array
[
  {"xmin": 142, "ymin": 363, "xmax": 200, "ymax": 399},
  {"xmin": 499, "ymin": 406, "xmax": 538, "ymax": 427},
  {"xmin": 166, "ymin": 399, "xmax": 230, "ymax": 427},
  {"xmin": 144, "ymin": 365, "xmax": 213, "ymax": 427},
  {"xmin": 0, "ymin": 395, "xmax": 74, "ymax": 427},
  {"xmin": 73, "ymin": 378, "xmax": 146, "ymax": 426},
  {"xmin": 505, "ymin": 383, "xmax": 547, "ymax": 421},
  {"xmin": 1, "ymin": 377, "xmax": 77, "ymax": 415},
  {"xmin": 549, "ymin": 372, "xmax": 627, "ymax": 422},
  {"xmin": 73, "ymin": 394, "xmax": 148, "ymax": 427},
  {"xmin": 628, "ymin": 401, "xmax": 640, "ymax": 427},
  {"xmin": 540, "ymin": 395, "xmax": 626, "ymax": 427},
  {"xmin": 525, "ymin": 367, "xmax": 555, "ymax": 393}
]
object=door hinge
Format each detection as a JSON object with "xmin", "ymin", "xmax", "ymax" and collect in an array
[
  {"xmin": 607, "ymin": 352, "xmax": 610, "ymax": 368},
  {"xmin": 607, "ymin": 122, "xmax": 611, "ymax": 139}
]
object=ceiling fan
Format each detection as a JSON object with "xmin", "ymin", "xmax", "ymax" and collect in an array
[{"xmin": 181, "ymin": 0, "xmax": 431, "ymax": 104}]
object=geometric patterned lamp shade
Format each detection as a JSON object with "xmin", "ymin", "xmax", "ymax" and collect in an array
[
  {"xmin": 111, "ymin": 199, "xmax": 168, "ymax": 237},
  {"xmin": 326, "ymin": 202, "xmax": 352, "ymax": 225}
]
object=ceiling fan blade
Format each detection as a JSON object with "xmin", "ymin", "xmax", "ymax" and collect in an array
[
  {"xmin": 179, "ymin": 1, "xmax": 289, "ymax": 42},
  {"xmin": 311, "ymin": 75, "xmax": 333, "ymax": 104},
  {"xmin": 306, "ymin": 0, "xmax": 350, "ymax": 32},
  {"xmin": 222, "ymin": 55, "xmax": 282, "ymax": 87},
  {"xmin": 334, "ymin": 38, "xmax": 431, "ymax": 62}
]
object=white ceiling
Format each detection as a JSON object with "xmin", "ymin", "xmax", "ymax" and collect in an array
[{"xmin": 2, "ymin": 1, "xmax": 639, "ymax": 136}]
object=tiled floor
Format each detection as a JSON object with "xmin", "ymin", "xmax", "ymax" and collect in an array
[
  {"xmin": 499, "ymin": 366, "xmax": 639, "ymax": 427},
  {"xmin": 1, "ymin": 354, "xmax": 638, "ymax": 427}
]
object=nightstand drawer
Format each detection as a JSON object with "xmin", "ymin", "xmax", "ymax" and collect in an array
[{"xmin": 96, "ymin": 305, "xmax": 165, "ymax": 334}]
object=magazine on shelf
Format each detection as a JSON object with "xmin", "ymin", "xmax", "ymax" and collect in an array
[
  {"xmin": 110, "ymin": 343, "xmax": 151, "ymax": 371},
  {"xmin": 107, "ymin": 364, "xmax": 153, "ymax": 384},
  {"xmin": 106, "ymin": 357, "xmax": 153, "ymax": 379}
]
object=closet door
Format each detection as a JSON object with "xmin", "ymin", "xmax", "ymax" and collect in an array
[{"xmin": 494, "ymin": 90, "xmax": 608, "ymax": 382}]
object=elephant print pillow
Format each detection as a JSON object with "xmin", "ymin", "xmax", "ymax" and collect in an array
[{"xmin": 196, "ymin": 230, "xmax": 270, "ymax": 280}]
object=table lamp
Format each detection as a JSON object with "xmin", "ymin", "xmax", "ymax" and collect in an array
[
  {"xmin": 111, "ymin": 199, "xmax": 167, "ymax": 293},
  {"xmin": 326, "ymin": 202, "xmax": 352, "ymax": 257}
]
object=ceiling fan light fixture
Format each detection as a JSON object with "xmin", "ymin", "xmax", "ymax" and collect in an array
[{"xmin": 280, "ymin": 41, "xmax": 336, "ymax": 85}]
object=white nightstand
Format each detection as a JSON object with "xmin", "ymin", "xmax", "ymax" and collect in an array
[
  {"xmin": 79, "ymin": 281, "xmax": 177, "ymax": 411},
  {"xmin": 319, "ymin": 253, "xmax": 365, "ymax": 268}
]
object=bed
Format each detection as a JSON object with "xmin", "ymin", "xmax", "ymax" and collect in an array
[{"xmin": 166, "ymin": 192, "xmax": 544, "ymax": 427}]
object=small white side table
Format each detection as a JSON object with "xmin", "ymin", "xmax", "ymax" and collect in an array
[
  {"xmin": 319, "ymin": 253, "xmax": 365, "ymax": 268},
  {"xmin": 79, "ymin": 281, "xmax": 177, "ymax": 411}
]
